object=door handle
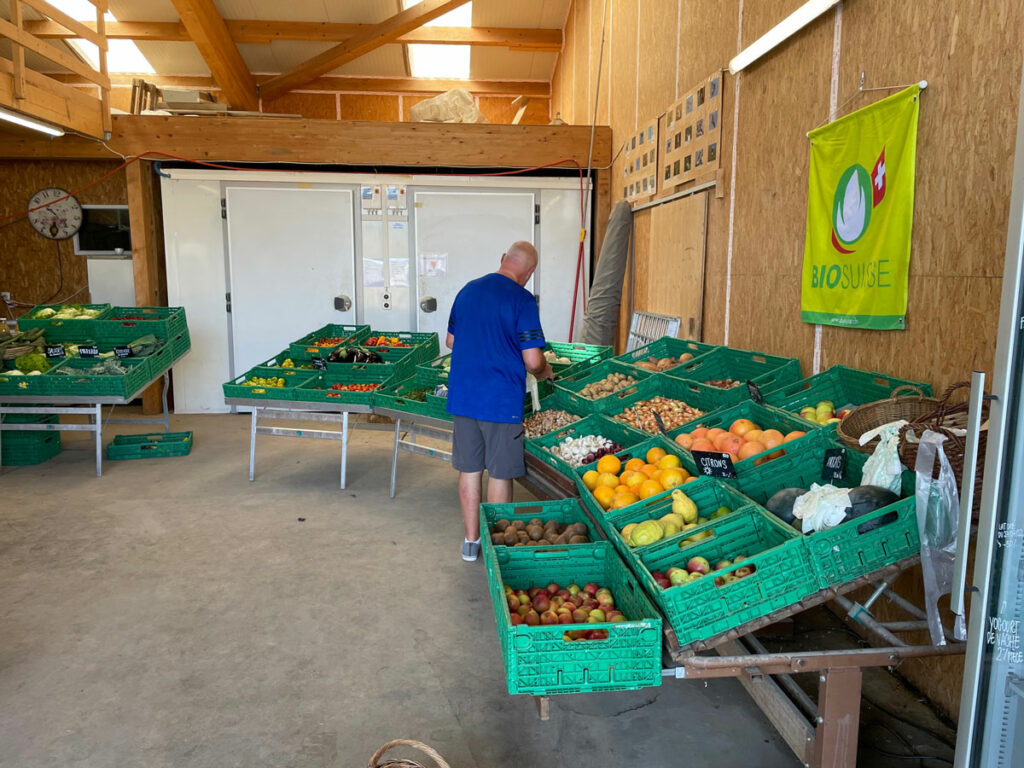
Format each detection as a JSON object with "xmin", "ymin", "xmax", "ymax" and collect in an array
[
  {"xmin": 334, "ymin": 295, "xmax": 352, "ymax": 312},
  {"xmin": 420, "ymin": 296, "xmax": 437, "ymax": 313}
]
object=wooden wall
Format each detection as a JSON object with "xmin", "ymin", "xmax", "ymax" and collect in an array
[
  {"xmin": 553, "ymin": 0, "xmax": 1024, "ymax": 720},
  {"xmin": 0, "ymin": 160, "xmax": 125, "ymax": 318}
]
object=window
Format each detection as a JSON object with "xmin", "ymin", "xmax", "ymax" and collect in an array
[{"xmin": 74, "ymin": 206, "xmax": 131, "ymax": 256}]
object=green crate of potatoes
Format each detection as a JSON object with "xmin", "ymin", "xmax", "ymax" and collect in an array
[
  {"xmin": 47, "ymin": 357, "xmax": 152, "ymax": 398},
  {"xmin": 485, "ymin": 542, "xmax": 663, "ymax": 696},
  {"xmin": 372, "ymin": 370, "xmax": 449, "ymax": 420},
  {"xmin": 668, "ymin": 400, "xmax": 820, "ymax": 472},
  {"xmin": 289, "ymin": 324, "xmax": 371, "ymax": 360},
  {"xmin": 731, "ymin": 431, "xmax": 920, "ymax": 589},
  {"xmin": 16, "ymin": 303, "xmax": 110, "ymax": 341},
  {"xmin": 293, "ymin": 366, "xmax": 398, "ymax": 406},
  {"xmin": 554, "ymin": 359, "xmax": 656, "ymax": 415},
  {"xmin": 602, "ymin": 373, "xmax": 725, "ymax": 435},
  {"xmin": 222, "ymin": 366, "xmax": 318, "ymax": 401},
  {"xmin": 635, "ymin": 507, "xmax": 816, "ymax": 650},
  {"xmin": 545, "ymin": 341, "xmax": 614, "ymax": 379},
  {"xmin": 107, "ymin": 431, "xmax": 193, "ymax": 460},
  {"xmin": 614, "ymin": 336, "xmax": 718, "ymax": 374},
  {"xmin": 762, "ymin": 364, "xmax": 933, "ymax": 433},
  {"xmin": 665, "ymin": 347, "xmax": 803, "ymax": 409},
  {"xmin": 524, "ymin": 413, "xmax": 646, "ymax": 477},
  {"xmin": 480, "ymin": 497, "xmax": 602, "ymax": 561},
  {"xmin": 93, "ymin": 306, "xmax": 188, "ymax": 342}
]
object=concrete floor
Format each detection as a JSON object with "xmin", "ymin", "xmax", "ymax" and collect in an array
[{"xmin": 0, "ymin": 412, "xmax": 949, "ymax": 767}]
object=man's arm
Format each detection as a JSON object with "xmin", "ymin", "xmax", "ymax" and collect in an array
[
  {"xmin": 446, "ymin": 332, "xmax": 454, "ymax": 350},
  {"xmin": 522, "ymin": 347, "xmax": 554, "ymax": 380}
]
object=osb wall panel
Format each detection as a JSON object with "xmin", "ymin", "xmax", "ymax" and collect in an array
[
  {"xmin": 564, "ymin": 0, "xmax": 578, "ymax": 123},
  {"xmin": 637, "ymin": 1, "xmax": 677, "ymax": 122},
  {"xmin": 261, "ymin": 91, "xmax": 337, "ymax": 119},
  {"xmin": 573, "ymin": 0, "xmax": 591, "ymax": 125},
  {"xmin": 590, "ymin": 0, "xmax": 611, "ymax": 126},
  {"xmin": 336, "ymin": 94, "xmax": 400, "ymax": 122},
  {"xmin": 477, "ymin": 97, "xmax": 549, "ymax": 125},
  {"xmin": 401, "ymin": 94, "xmax": 440, "ymax": 122},
  {"xmin": 0, "ymin": 161, "xmax": 126, "ymax": 317}
]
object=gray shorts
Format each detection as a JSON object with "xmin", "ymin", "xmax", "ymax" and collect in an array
[{"xmin": 451, "ymin": 415, "xmax": 526, "ymax": 479}]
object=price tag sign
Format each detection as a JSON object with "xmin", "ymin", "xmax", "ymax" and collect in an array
[
  {"xmin": 78, "ymin": 344, "xmax": 99, "ymax": 358},
  {"xmin": 313, "ymin": 358, "xmax": 327, "ymax": 371},
  {"xmin": 746, "ymin": 380, "xmax": 764, "ymax": 405},
  {"xmin": 692, "ymin": 450, "xmax": 738, "ymax": 478},
  {"xmin": 822, "ymin": 447, "xmax": 847, "ymax": 481},
  {"xmin": 113, "ymin": 346, "xmax": 132, "ymax": 358},
  {"xmin": 45, "ymin": 344, "xmax": 66, "ymax": 359}
]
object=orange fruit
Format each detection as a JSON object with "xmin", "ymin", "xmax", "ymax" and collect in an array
[
  {"xmin": 657, "ymin": 453, "xmax": 682, "ymax": 470},
  {"xmin": 596, "ymin": 455, "xmax": 622, "ymax": 475},
  {"xmin": 783, "ymin": 430, "xmax": 806, "ymax": 443},
  {"xmin": 611, "ymin": 491, "xmax": 640, "ymax": 509},
  {"xmin": 761, "ymin": 429, "xmax": 784, "ymax": 449},
  {"xmin": 690, "ymin": 426, "xmax": 709, "ymax": 439},
  {"xmin": 706, "ymin": 428, "xmax": 727, "ymax": 446},
  {"xmin": 582, "ymin": 470, "xmax": 600, "ymax": 490},
  {"xmin": 624, "ymin": 472, "xmax": 646, "ymax": 489},
  {"xmin": 619, "ymin": 470, "xmax": 636, "ymax": 484},
  {"xmin": 690, "ymin": 438, "xmax": 716, "ymax": 453},
  {"xmin": 651, "ymin": 469, "xmax": 665, "ymax": 482},
  {"xmin": 645, "ymin": 446, "xmax": 667, "ymax": 465},
  {"xmin": 597, "ymin": 472, "xmax": 619, "ymax": 488},
  {"xmin": 684, "ymin": 476, "xmax": 698, "ymax": 484},
  {"xmin": 614, "ymin": 484, "xmax": 630, "ymax": 494},
  {"xmin": 624, "ymin": 457, "xmax": 645, "ymax": 473},
  {"xmin": 640, "ymin": 463, "xmax": 659, "ymax": 478},
  {"xmin": 744, "ymin": 429, "xmax": 763, "ymax": 443},
  {"xmin": 730, "ymin": 418, "xmax": 757, "ymax": 437},
  {"xmin": 738, "ymin": 441, "xmax": 767, "ymax": 461},
  {"xmin": 720, "ymin": 435, "xmax": 743, "ymax": 456},
  {"xmin": 661, "ymin": 468, "xmax": 686, "ymax": 489},
  {"xmin": 674, "ymin": 433, "xmax": 694, "ymax": 450},
  {"xmin": 593, "ymin": 485, "xmax": 616, "ymax": 509},
  {"xmin": 712, "ymin": 431, "xmax": 732, "ymax": 450},
  {"xmin": 637, "ymin": 479, "xmax": 665, "ymax": 499}
]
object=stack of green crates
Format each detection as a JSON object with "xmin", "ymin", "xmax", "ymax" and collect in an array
[{"xmin": 1, "ymin": 412, "xmax": 61, "ymax": 465}]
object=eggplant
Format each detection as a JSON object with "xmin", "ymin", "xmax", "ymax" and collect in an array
[
  {"xmin": 365, "ymin": 350, "xmax": 383, "ymax": 364},
  {"xmin": 765, "ymin": 488, "xmax": 808, "ymax": 526},
  {"xmin": 844, "ymin": 486, "xmax": 899, "ymax": 532}
]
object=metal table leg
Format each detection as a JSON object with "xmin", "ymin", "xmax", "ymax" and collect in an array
[
  {"xmin": 812, "ymin": 667, "xmax": 863, "ymax": 768},
  {"xmin": 389, "ymin": 417, "xmax": 401, "ymax": 499},
  {"xmin": 95, "ymin": 402, "xmax": 103, "ymax": 477},
  {"xmin": 340, "ymin": 411, "xmax": 349, "ymax": 490},
  {"xmin": 160, "ymin": 372, "xmax": 171, "ymax": 433},
  {"xmin": 248, "ymin": 407, "xmax": 258, "ymax": 481}
]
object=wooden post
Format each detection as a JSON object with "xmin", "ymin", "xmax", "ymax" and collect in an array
[
  {"xmin": 812, "ymin": 666, "xmax": 862, "ymax": 768},
  {"xmin": 126, "ymin": 160, "xmax": 164, "ymax": 414},
  {"xmin": 95, "ymin": 0, "xmax": 111, "ymax": 135},
  {"xmin": 10, "ymin": 0, "xmax": 26, "ymax": 100}
]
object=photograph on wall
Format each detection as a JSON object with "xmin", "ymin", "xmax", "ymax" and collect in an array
[
  {"xmin": 623, "ymin": 118, "xmax": 660, "ymax": 202},
  {"xmin": 659, "ymin": 71, "xmax": 724, "ymax": 190}
]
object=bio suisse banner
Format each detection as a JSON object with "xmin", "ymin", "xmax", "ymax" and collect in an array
[{"xmin": 801, "ymin": 84, "xmax": 921, "ymax": 330}]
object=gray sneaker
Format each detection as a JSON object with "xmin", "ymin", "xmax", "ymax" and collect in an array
[{"xmin": 461, "ymin": 539, "xmax": 481, "ymax": 562}]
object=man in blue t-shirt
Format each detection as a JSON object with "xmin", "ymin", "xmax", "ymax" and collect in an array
[{"xmin": 446, "ymin": 241, "xmax": 554, "ymax": 562}]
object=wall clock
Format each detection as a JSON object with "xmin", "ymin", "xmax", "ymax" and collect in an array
[{"xmin": 27, "ymin": 187, "xmax": 83, "ymax": 240}]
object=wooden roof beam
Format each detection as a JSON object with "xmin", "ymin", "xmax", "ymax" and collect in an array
[
  {"xmin": 259, "ymin": 0, "xmax": 472, "ymax": 101},
  {"xmin": 169, "ymin": 0, "xmax": 258, "ymax": 111},
  {"xmin": 23, "ymin": 20, "xmax": 562, "ymax": 51}
]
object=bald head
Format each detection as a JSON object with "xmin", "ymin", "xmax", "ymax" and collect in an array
[{"xmin": 497, "ymin": 241, "xmax": 538, "ymax": 285}]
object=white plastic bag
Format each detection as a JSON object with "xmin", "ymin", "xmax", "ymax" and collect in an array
[
  {"xmin": 792, "ymin": 483, "xmax": 852, "ymax": 533},
  {"xmin": 914, "ymin": 429, "xmax": 967, "ymax": 645},
  {"xmin": 408, "ymin": 89, "xmax": 488, "ymax": 123},
  {"xmin": 859, "ymin": 420, "xmax": 907, "ymax": 494}
]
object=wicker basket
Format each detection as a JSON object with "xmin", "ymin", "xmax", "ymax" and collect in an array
[
  {"xmin": 836, "ymin": 384, "xmax": 940, "ymax": 454},
  {"xmin": 367, "ymin": 740, "xmax": 450, "ymax": 768},
  {"xmin": 897, "ymin": 382, "xmax": 989, "ymax": 513}
]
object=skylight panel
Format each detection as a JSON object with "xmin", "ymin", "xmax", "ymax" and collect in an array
[
  {"xmin": 401, "ymin": 1, "xmax": 473, "ymax": 80},
  {"xmin": 47, "ymin": 0, "xmax": 155, "ymax": 74}
]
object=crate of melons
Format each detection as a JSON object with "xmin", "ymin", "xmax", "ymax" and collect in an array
[
  {"xmin": 484, "ymin": 542, "xmax": 663, "ymax": 695},
  {"xmin": 667, "ymin": 401, "xmax": 819, "ymax": 475},
  {"xmin": 633, "ymin": 507, "xmax": 816, "ymax": 650},
  {"xmin": 664, "ymin": 346, "xmax": 803, "ymax": 409},
  {"xmin": 222, "ymin": 365, "xmax": 318, "ymax": 401},
  {"xmin": 732, "ymin": 430, "xmax": 919, "ymax": 589},
  {"xmin": 480, "ymin": 497, "xmax": 600, "ymax": 561},
  {"xmin": 524, "ymin": 413, "xmax": 646, "ymax": 477},
  {"xmin": 614, "ymin": 335, "xmax": 718, "ymax": 375},
  {"xmin": 554, "ymin": 359, "xmax": 657, "ymax": 415}
]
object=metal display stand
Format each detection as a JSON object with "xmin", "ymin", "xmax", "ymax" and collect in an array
[
  {"xmin": 224, "ymin": 398, "xmax": 376, "ymax": 490},
  {"xmin": 0, "ymin": 370, "xmax": 173, "ymax": 477},
  {"xmin": 372, "ymin": 407, "xmax": 454, "ymax": 499}
]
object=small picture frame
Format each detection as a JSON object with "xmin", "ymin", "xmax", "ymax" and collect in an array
[
  {"xmin": 696, "ymin": 118, "xmax": 704, "ymax": 138},
  {"xmin": 709, "ymin": 110, "xmax": 718, "ymax": 132},
  {"xmin": 674, "ymin": 132, "xmax": 682, "ymax": 149},
  {"xmin": 683, "ymin": 155, "xmax": 691, "ymax": 172},
  {"xmin": 649, "ymin": 175, "xmax": 655, "ymax": 190},
  {"xmin": 642, "ymin": 177, "xmax": 648, "ymax": 192},
  {"xmin": 631, "ymin": 136, "xmax": 637, "ymax": 150},
  {"xmin": 695, "ymin": 149, "xmax": 704, "ymax": 168},
  {"xmin": 647, "ymin": 125, "xmax": 655, "ymax": 141},
  {"xmin": 709, "ymin": 76, "xmax": 720, "ymax": 99},
  {"xmin": 673, "ymin": 159, "xmax": 680, "ymax": 175},
  {"xmin": 685, "ymin": 125, "xmax": 692, "ymax": 144},
  {"xmin": 697, "ymin": 86, "xmax": 706, "ymax": 106},
  {"xmin": 686, "ymin": 95, "xmax": 693, "ymax": 114},
  {"xmin": 708, "ymin": 142, "xmax": 717, "ymax": 162},
  {"xmin": 675, "ymin": 105, "xmax": 683, "ymax": 121},
  {"xmin": 642, "ymin": 153, "xmax": 648, "ymax": 167},
  {"xmin": 666, "ymin": 139, "xmax": 673, "ymax": 154},
  {"xmin": 665, "ymin": 165, "xmax": 671, "ymax": 181},
  {"xmin": 623, "ymin": 185, "xmax": 629, "ymax": 198}
]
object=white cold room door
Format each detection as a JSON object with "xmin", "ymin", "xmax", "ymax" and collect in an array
[
  {"xmin": 412, "ymin": 190, "xmax": 536, "ymax": 344},
  {"xmin": 226, "ymin": 187, "xmax": 357, "ymax": 376}
]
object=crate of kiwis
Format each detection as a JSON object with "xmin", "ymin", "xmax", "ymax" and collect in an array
[{"xmin": 480, "ymin": 498, "xmax": 601, "ymax": 557}]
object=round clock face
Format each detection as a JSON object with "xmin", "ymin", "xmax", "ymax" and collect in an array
[{"xmin": 27, "ymin": 188, "xmax": 83, "ymax": 240}]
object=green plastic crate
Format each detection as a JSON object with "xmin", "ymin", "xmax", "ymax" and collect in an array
[
  {"xmin": 668, "ymin": 400, "xmax": 820, "ymax": 471},
  {"xmin": 47, "ymin": 357, "xmax": 152, "ymax": 398},
  {"xmin": 524, "ymin": 413, "xmax": 646, "ymax": 477},
  {"xmin": 93, "ymin": 306, "xmax": 188, "ymax": 342},
  {"xmin": 1, "ymin": 430, "xmax": 61, "ymax": 465},
  {"xmin": 635, "ymin": 508, "xmax": 816, "ymax": 649},
  {"xmin": 545, "ymin": 341, "xmax": 614, "ymax": 379},
  {"xmin": 288, "ymin": 324, "xmax": 371, "ymax": 360},
  {"xmin": 372, "ymin": 370, "xmax": 449, "ymax": 420},
  {"xmin": 0, "ymin": 363, "xmax": 55, "ymax": 396},
  {"xmin": 168, "ymin": 330, "xmax": 191, "ymax": 362},
  {"xmin": 16, "ymin": 304, "xmax": 111, "ymax": 340},
  {"xmin": 365, "ymin": 330, "xmax": 438, "ymax": 351},
  {"xmin": 480, "ymin": 497, "xmax": 602, "ymax": 560},
  {"xmin": 416, "ymin": 353, "xmax": 452, "ymax": 381},
  {"xmin": 370, "ymin": 332, "xmax": 441, "ymax": 376},
  {"xmin": 484, "ymin": 542, "xmax": 663, "ymax": 696},
  {"xmin": 601, "ymin": 373, "xmax": 726, "ymax": 434},
  {"xmin": 732, "ymin": 431, "xmax": 920, "ymax": 589},
  {"xmin": 614, "ymin": 336, "xmax": 718, "ymax": 373},
  {"xmin": 763, "ymin": 364, "xmax": 933, "ymax": 433},
  {"xmin": 665, "ymin": 347, "xmax": 803, "ymax": 408},
  {"xmin": 293, "ymin": 366, "xmax": 398, "ymax": 406},
  {"xmin": 222, "ymin": 366, "xmax": 318, "ymax": 401},
  {"xmin": 554, "ymin": 359, "xmax": 656, "ymax": 415},
  {"xmin": 107, "ymin": 431, "xmax": 193, "ymax": 460},
  {"xmin": 324, "ymin": 345, "xmax": 420, "ymax": 378},
  {"xmin": 259, "ymin": 350, "xmax": 318, "ymax": 369}
]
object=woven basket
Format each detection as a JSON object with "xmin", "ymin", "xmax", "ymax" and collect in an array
[
  {"xmin": 836, "ymin": 384, "xmax": 940, "ymax": 454},
  {"xmin": 897, "ymin": 382, "xmax": 989, "ymax": 514},
  {"xmin": 368, "ymin": 739, "xmax": 450, "ymax": 768}
]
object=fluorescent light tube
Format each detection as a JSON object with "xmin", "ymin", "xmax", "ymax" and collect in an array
[
  {"xmin": 729, "ymin": 0, "xmax": 841, "ymax": 74},
  {"xmin": 0, "ymin": 107, "xmax": 64, "ymax": 137}
]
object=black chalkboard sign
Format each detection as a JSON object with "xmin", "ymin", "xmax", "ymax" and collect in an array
[
  {"xmin": 113, "ymin": 346, "xmax": 132, "ymax": 358},
  {"xmin": 45, "ymin": 344, "xmax": 66, "ymax": 359},
  {"xmin": 692, "ymin": 450, "xmax": 737, "ymax": 478},
  {"xmin": 822, "ymin": 447, "xmax": 847, "ymax": 481},
  {"xmin": 746, "ymin": 380, "xmax": 764, "ymax": 405},
  {"xmin": 78, "ymin": 344, "xmax": 99, "ymax": 358},
  {"xmin": 313, "ymin": 358, "xmax": 327, "ymax": 371}
]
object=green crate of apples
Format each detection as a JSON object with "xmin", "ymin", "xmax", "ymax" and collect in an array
[{"xmin": 484, "ymin": 541, "xmax": 663, "ymax": 696}]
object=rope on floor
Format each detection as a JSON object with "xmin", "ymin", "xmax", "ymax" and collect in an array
[{"xmin": 367, "ymin": 739, "xmax": 451, "ymax": 768}]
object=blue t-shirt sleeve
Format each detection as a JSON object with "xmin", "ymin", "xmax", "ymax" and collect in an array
[{"xmin": 516, "ymin": 292, "xmax": 545, "ymax": 350}]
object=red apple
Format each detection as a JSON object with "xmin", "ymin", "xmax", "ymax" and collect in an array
[
  {"xmin": 584, "ymin": 583, "xmax": 600, "ymax": 596},
  {"xmin": 550, "ymin": 596, "xmax": 564, "ymax": 609},
  {"xmin": 652, "ymin": 571, "xmax": 666, "ymax": 580},
  {"xmin": 567, "ymin": 584, "xmax": 581, "ymax": 596},
  {"xmin": 557, "ymin": 612, "xmax": 573, "ymax": 624},
  {"xmin": 507, "ymin": 595, "xmax": 519, "ymax": 611},
  {"xmin": 523, "ymin": 609, "xmax": 540, "ymax": 626},
  {"xmin": 734, "ymin": 565, "xmax": 754, "ymax": 578},
  {"xmin": 572, "ymin": 608, "xmax": 588, "ymax": 623},
  {"xmin": 586, "ymin": 629, "xmax": 608, "ymax": 640},
  {"xmin": 546, "ymin": 582, "xmax": 561, "ymax": 595},
  {"xmin": 609, "ymin": 613, "xmax": 627, "ymax": 623},
  {"xmin": 517, "ymin": 593, "xmax": 531, "ymax": 606},
  {"xmin": 528, "ymin": 587, "xmax": 544, "ymax": 599},
  {"xmin": 517, "ymin": 604, "xmax": 531, "ymax": 618},
  {"xmin": 540, "ymin": 610, "xmax": 559, "ymax": 625},
  {"xmin": 687, "ymin": 556, "xmax": 711, "ymax": 575},
  {"xmin": 589, "ymin": 608, "xmax": 606, "ymax": 622},
  {"xmin": 533, "ymin": 594, "xmax": 551, "ymax": 613},
  {"xmin": 509, "ymin": 613, "xmax": 523, "ymax": 625},
  {"xmin": 556, "ymin": 589, "xmax": 572, "ymax": 600}
]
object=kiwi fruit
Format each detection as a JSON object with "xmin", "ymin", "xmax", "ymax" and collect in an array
[
  {"xmin": 503, "ymin": 529, "xmax": 518, "ymax": 546},
  {"xmin": 527, "ymin": 525, "xmax": 544, "ymax": 541},
  {"xmin": 526, "ymin": 540, "xmax": 541, "ymax": 546},
  {"xmin": 518, "ymin": 531, "xmax": 530, "ymax": 543},
  {"xmin": 511, "ymin": 520, "xmax": 526, "ymax": 531},
  {"xmin": 528, "ymin": 518, "xmax": 544, "ymax": 527},
  {"xmin": 491, "ymin": 532, "xmax": 504, "ymax": 545},
  {"xmin": 569, "ymin": 535, "xmax": 590, "ymax": 544},
  {"xmin": 537, "ymin": 539, "xmax": 551, "ymax": 545},
  {"xmin": 495, "ymin": 519, "xmax": 511, "ymax": 531},
  {"xmin": 570, "ymin": 522, "xmax": 588, "ymax": 536},
  {"xmin": 513, "ymin": 541, "xmax": 525, "ymax": 547}
]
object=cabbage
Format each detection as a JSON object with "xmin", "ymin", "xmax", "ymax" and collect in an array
[
  {"xmin": 14, "ymin": 352, "xmax": 50, "ymax": 373},
  {"xmin": 33, "ymin": 307, "xmax": 56, "ymax": 319}
]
